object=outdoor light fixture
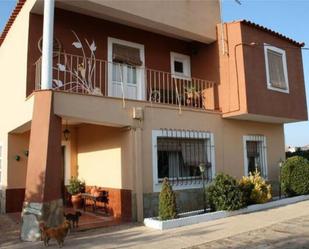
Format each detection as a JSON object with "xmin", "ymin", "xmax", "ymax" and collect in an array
[
  {"xmin": 199, "ymin": 163, "xmax": 207, "ymax": 213},
  {"xmin": 63, "ymin": 121, "xmax": 70, "ymax": 141},
  {"xmin": 24, "ymin": 150, "xmax": 29, "ymax": 157},
  {"xmin": 278, "ymin": 158, "xmax": 284, "ymax": 199}
]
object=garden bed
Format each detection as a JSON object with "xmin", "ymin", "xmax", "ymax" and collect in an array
[{"xmin": 144, "ymin": 194, "xmax": 309, "ymax": 230}]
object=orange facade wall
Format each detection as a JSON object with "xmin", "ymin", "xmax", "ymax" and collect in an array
[
  {"xmin": 241, "ymin": 22, "xmax": 307, "ymax": 121},
  {"xmin": 219, "ymin": 21, "xmax": 307, "ymax": 121}
]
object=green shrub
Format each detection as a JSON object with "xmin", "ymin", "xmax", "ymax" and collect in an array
[
  {"xmin": 206, "ymin": 173, "xmax": 245, "ymax": 211},
  {"xmin": 281, "ymin": 156, "xmax": 309, "ymax": 197},
  {"xmin": 239, "ymin": 170, "xmax": 272, "ymax": 205},
  {"xmin": 67, "ymin": 177, "xmax": 85, "ymax": 195},
  {"xmin": 159, "ymin": 178, "xmax": 177, "ymax": 220}
]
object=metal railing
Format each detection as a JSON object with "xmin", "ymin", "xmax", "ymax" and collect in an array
[{"xmin": 34, "ymin": 52, "xmax": 216, "ymax": 110}]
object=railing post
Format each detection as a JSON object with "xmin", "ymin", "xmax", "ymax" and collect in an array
[{"xmin": 41, "ymin": 0, "xmax": 55, "ymax": 90}]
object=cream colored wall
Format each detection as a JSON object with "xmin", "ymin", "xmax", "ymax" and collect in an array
[
  {"xmin": 142, "ymin": 106, "xmax": 284, "ymax": 192},
  {"xmin": 54, "ymin": 93, "xmax": 285, "ymax": 194},
  {"xmin": 76, "ymin": 124, "xmax": 133, "ymax": 189},
  {"xmin": 0, "ymin": 0, "xmax": 36, "ymax": 189},
  {"xmin": 7, "ymin": 132, "xmax": 30, "ymax": 189}
]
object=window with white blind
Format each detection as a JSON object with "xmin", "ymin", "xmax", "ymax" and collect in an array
[
  {"xmin": 152, "ymin": 129, "xmax": 215, "ymax": 191},
  {"xmin": 264, "ymin": 44, "xmax": 289, "ymax": 93},
  {"xmin": 243, "ymin": 135, "xmax": 268, "ymax": 179}
]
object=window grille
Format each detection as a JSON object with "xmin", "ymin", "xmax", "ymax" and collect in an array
[
  {"xmin": 156, "ymin": 129, "xmax": 213, "ymax": 186},
  {"xmin": 244, "ymin": 135, "xmax": 267, "ymax": 178}
]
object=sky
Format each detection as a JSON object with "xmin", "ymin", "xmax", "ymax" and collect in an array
[{"xmin": 0, "ymin": 0, "xmax": 308, "ymax": 147}]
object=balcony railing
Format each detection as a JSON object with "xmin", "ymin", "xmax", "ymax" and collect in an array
[{"xmin": 34, "ymin": 52, "xmax": 216, "ymax": 110}]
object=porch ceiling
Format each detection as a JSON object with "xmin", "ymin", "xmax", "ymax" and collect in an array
[{"xmin": 31, "ymin": 0, "xmax": 218, "ymax": 43}]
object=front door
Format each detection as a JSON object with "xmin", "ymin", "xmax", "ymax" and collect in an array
[{"xmin": 108, "ymin": 37, "xmax": 145, "ymax": 100}]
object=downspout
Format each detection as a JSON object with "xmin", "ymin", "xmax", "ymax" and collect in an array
[
  {"xmin": 41, "ymin": 0, "xmax": 55, "ymax": 90},
  {"xmin": 223, "ymin": 42, "xmax": 256, "ymax": 115}
]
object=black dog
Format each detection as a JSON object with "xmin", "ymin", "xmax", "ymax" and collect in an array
[{"xmin": 64, "ymin": 211, "xmax": 82, "ymax": 229}]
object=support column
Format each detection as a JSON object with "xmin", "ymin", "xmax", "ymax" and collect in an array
[
  {"xmin": 133, "ymin": 127, "xmax": 144, "ymax": 222},
  {"xmin": 41, "ymin": 0, "xmax": 55, "ymax": 90},
  {"xmin": 21, "ymin": 91, "xmax": 63, "ymax": 241}
]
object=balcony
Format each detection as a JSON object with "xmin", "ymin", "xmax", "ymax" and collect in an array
[{"xmin": 34, "ymin": 52, "xmax": 216, "ymax": 111}]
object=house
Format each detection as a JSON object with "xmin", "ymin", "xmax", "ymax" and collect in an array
[{"xmin": 0, "ymin": 0, "xmax": 307, "ymax": 241}]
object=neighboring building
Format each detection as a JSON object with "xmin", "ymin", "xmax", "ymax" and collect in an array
[
  {"xmin": 0, "ymin": 0, "xmax": 307, "ymax": 240},
  {"xmin": 286, "ymin": 145, "xmax": 309, "ymax": 152},
  {"xmin": 286, "ymin": 146, "xmax": 297, "ymax": 153}
]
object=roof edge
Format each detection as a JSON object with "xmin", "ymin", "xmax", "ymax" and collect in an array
[
  {"xmin": 0, "ymin": 0, "xmax": 27, "ymax": 47},
  {"xmin": 228, "ymin": 19, "xmax": 305, "ymax": 47}
]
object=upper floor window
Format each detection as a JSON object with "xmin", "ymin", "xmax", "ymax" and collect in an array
[
  {"xmin": 152, "ymin": 129, "xmax": 215, "ymax": 192},
  {"xmin": 264, "ymin": 44, "xmax": 289, "ymax": 93},
  {"xmin": 243, "ymin": 135, "xmax": 268, "ymax": 179},
  {"xmin": 170, "ymin": 52, "xmax": 191, "ymax": 79}
]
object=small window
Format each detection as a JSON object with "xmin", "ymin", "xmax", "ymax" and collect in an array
[
  {"xmin": 174, "ymin": 61, "xmax": 184, "ymax": 74},
  {"xmin": 264, "ymin": 44, "xmax": 289, "ymax": 93},
  {"xmin": 170, "ymin": 52, "xmax": 191, "ymax": 79},
  {"xmin": 243, "ymin": 135, "xmax": 268, "ymax": 178}
]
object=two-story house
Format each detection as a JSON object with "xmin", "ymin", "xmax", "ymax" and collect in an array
[{"xmin": 0, "ymin": 0, "xmax": 307, "ymax": 241}]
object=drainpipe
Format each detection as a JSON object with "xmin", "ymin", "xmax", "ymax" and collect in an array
[
  {"xmin": 133, "ymin": 127, "xmax": 144, "ymax": 222},
  {"xmin": 41, "ymin": 0, "xmax": 55, "ymax": 90}
]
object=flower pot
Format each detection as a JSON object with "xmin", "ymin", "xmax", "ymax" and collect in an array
[{"xmin": 71, "ymin": 193, "xmax": 82, "ymax": 209}]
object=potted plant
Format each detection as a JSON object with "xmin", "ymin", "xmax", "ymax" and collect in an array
[
  {"xmin": 184, "ymin": 85, "xmax": 200, "ymax": 106},
  {"xmin": 67, "ymin": 177, "xmax": 85, "ymax": 209}
]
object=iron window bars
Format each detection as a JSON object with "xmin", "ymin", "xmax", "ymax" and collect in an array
[{"xmin": 157, "ymin": 129, "xmax": 213, "ymax": 186}]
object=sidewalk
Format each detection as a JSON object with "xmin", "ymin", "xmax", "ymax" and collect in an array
[{"xmin": 2, "ymin": 200, "xmax": 309, "ymax": 249}]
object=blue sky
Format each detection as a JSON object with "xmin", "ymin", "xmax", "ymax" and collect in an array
[{"xmin": 0, "ymin": 0, "xmax": 308, "ymax": 146}]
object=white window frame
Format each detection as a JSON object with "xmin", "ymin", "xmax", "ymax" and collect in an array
[
  {"xmin": 107, "ymin": 37, "xmax": 145, "ymax": 100},
  {"xmin": 243, "ymin": 135, "xmax": 268, "ymax": 179},
  {"xmin": 170, "ymin": 52, "xmax": 191, "ymax": 80},
  {"xmin": 264, "ymin": 44, "xmax": 289, "ymax": 93},
  {"xmin": 152, "ymin": 130, "xmax": 215, "ymax": 192}
]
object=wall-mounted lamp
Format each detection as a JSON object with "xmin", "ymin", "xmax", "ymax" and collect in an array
[
  {"xmin": 15, "ymin": 155, "xmax": 21, "ymax": 161},
  {"xmin": 24, "ymin": 150, "xmax": 29, "ymax": 157},
  {"xmin": 63, "ymin": 121, "xmax": 70, "ymax": 141}
]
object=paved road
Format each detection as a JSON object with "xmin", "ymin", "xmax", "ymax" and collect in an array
[
  {"xmin": 1, "ymin": 200, "xmax": 309, "ymax": 249},
  {"xmin": 188, "ymin": 215, "xmax": 309, "ymax": 249}
]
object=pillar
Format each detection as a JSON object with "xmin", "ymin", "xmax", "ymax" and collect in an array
[
  {"xmin": 133, "ymin": 128, "xmax": 144, "ymax": 222},
  {"xmin": 41, "ymin": 0, "xmax": 55, "ymax": 90},
  {"xmin": 21, "ymin": 91, "xmax": 63, "ymax": 241}
]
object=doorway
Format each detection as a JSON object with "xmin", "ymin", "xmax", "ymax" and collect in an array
[{"xmin": 108, "ymin": 37, "xmax": 145, "ymax": 100}]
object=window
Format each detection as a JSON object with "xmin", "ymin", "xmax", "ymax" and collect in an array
[
  {"xmin": 0, "ymin": 144, "xmax": 2, "ymax": 184},
  {"xmin": 243, "ymin": 135, "xmax": 268, "ymax": 178},
  {"xmin": 152, "ymin": 129, "xmax": 215, "ymax": 191},
  {"xmin": 264, "ymin": 44, "xmax": 289, "ymax": 93},
  {"xmin": 170, "ymin": 52, "xmax": 191, "ymax": 79},
  {"xmin": 108, "ymin": 37, "xmax": 145, "ymax": 100}
]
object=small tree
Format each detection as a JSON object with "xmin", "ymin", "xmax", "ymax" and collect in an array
[
  {"xmin": 159, "ymin": 178, "xmax": 177, "ymax": 220},
  {"xmin": 281, "ymin": 156, "xmax": 309, "ymax": 196},
  {"xmin": 206, "ymin": 173, "xmax": 245, "ymax": 211},
  {"xmin": 239, "ymin": 170, "xmax": 272, "ymax": 205}
]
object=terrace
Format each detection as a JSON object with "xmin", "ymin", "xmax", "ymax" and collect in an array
[{"xmin": 34, "ymin": 52, "xmax": 217, "ymax": 111}]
